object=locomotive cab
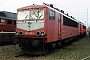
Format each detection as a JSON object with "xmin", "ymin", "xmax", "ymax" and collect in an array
[{"xmin": 16, "ymin": 5, "xmax": 50, "ymax": 55}]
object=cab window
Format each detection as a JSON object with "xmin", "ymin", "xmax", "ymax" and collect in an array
[
  {"xmin": 49, "ymin": 10, "xmax": 55, "ymax": 20},
  {"xmin": 7, "ymin": 20, "xmax": 12, "ymax": 24}
]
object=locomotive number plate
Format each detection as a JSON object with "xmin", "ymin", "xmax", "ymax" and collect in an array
[{"xmin": 25, "ymin": 32, "xmax": 34, "ymax": 34}]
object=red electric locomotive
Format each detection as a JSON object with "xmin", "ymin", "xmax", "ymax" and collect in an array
[
  {"xmin": 79, "ymin": 22, "xmax": 86, "ymax": 38},
  {"xmin": 15, "ymin": 3, "xmax": 86, "ymax": 55}
]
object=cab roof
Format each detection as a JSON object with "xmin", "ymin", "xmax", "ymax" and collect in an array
[{"xmin": 17, "ymin": 5, "xmax": 47, "ymax": 11}]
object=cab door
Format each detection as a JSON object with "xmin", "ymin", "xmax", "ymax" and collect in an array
[{"xmin": 47, "ymin": 10, "xmax": 56, "ymax": 42}]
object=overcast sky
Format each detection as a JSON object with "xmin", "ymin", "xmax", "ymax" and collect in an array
[{"xmin": 0, "ymin": 0, "xmax": 90, "ymax": 27}]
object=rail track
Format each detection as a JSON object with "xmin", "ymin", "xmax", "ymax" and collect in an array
[{"xmin": 0, "ymin": 37, "xmax": 90, "ymax": 60}]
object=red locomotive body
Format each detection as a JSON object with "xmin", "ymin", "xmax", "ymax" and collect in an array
[
  {"xmin": 0, "ymin": 19, "xmax": 16, "ymax": 32},
  {"xmin": 82, "ymin": 24, "xmax": 86, "ymax": 36},
  {"xmin": 15, "ymin": 3, "xmax": 86, "ymax": 55},
  {"xmin": 79, "ymin": 22, "xmax": 86, "ymax": 37},
  {"xmin": 0, "ymin": 11, "xmax": 16, "ymax": 32}
]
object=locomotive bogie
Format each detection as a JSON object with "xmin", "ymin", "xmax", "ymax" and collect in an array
[{"xmin": 18, "ymin": 38, "xmax": 49, "ymax": 55}]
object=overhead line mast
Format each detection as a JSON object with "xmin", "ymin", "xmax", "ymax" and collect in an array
[{"xmin": 87, "ymin": 9, "xmax": 88, "ymax": 28}]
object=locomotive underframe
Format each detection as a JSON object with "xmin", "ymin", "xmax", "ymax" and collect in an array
[
  {"xmin": 0, "ymin": 32, "xmax": 15, "ymax": 45},
  {"xmin": 15, "ymin": 32, "xmax": 86, "ymax": 55}
]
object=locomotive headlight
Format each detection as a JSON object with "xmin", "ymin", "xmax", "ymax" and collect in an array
[
  {"xmin": 16, "ymin": 31, "xmax": 22, "ymax": 35},
  {"xmin": 41, "ymin": 31, "xmax": 45, "ymax": 36},
  {"xmin": 36, "ymin": 31, "xmax": 41, "ymax": 36},
  {"xmin": 20, "ymin": 31, "xmax": 22, "ymax": 35},
  {"xmin": 16, "ymin": 32, "xmax": 19, "ymax": 35}
]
